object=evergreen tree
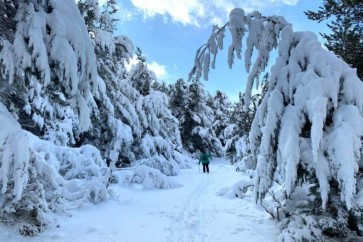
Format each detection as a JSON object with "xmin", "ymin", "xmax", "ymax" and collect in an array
[
  {"xmin": 126, "ymin": 50, "xmax": 189, "ymax": 171},
  {"xmin": 77, "ymin": 0, "xmax": 100, "ymax": 36},
  {"xmin": 129, "ymin": 47, "xmax": 155, "ymax": 96},
  {"xmin": 99, "ymin": 0, "xmax": 118, "ymax": 32},
  {"xmin": 191, "ymin": 7, "xmax": 363, "ymax": 240},
  {"xmin": 133, "ymin": 90, "xmax": 184, "ymax": 164},
  {"xmin": 210, "ymin": 90, "xmax": 232, "ymax": 146},
  {"xmin": 152, "ymin": 81, "xmax": 172, "ymax": 94},
  {"xmin": 169, "ymin": 78, "xmax": 189, "ymax": 120},
  {"xmin": 0, "ymin": 0, "xmax": 192, "ymax": 235},
  {"xmin": 77, "ymin": 0, "xmax": 138, "ymax": 166},
  {"xmin": 0, "ymin": 0, "xmax": 17, "ymax": 41},
  {"xmin": 0, "ymin": 0, "xmax": 101, "ymax": 145},
  {"xmin": 0, "ymin": 0, "xmax": 22, "ymax": 128},
  {"xmin": 224, "ymin": 80, "xmax": 266, "ymax": 166},
  {"xmin": 223, "ymin": 93, "xmax": 246, "ymax": 164},
  {"xmin": 78, "ymin": 1, "xmax": 188, "ymax": 171},
  {"xmin": 305, "ymin": 0, "xmax": 363, "ymax": 79},
  {"xmin": 130, "ymin": 76, "xmax": 187, "ymax": 170},
  {"xmin": 179, "ymin": 81, "xmax": 223, "ymax": 156},
  {"xmin": 0, "ymin": 0, "xmax": 109, "ymax": 233}
]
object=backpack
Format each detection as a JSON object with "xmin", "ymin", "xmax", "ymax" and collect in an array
[{"xmin": 201, "ymin": 153, "xmax": 209, "ymax": 162}]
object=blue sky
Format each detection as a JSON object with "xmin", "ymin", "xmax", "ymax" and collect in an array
[{"xmin": 114, "ymin": 0, "xmax": 328, "ymax": 101}]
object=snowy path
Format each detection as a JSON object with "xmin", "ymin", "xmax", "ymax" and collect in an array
[
  {"xmin": 0, "ymin": 158, "xmax": 279, "ymax": 242},
  {"xmin": 168, "ymin": 171, "xmax": 210, "ymax": 242}
]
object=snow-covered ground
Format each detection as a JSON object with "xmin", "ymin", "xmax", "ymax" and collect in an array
[{"xmin": 0, "ymin": 158, "xmax": 278, "ymax": 242}]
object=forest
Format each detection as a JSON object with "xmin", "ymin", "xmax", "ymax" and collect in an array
[{"xmin": 0, "ymin": 0, "xmax": 362, "ymax": 241}]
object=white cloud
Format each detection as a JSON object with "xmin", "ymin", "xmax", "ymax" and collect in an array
[
  {"xmin": 129, "ymin": 0, "xmax": 300, "ymax": 26},
  {"xmin": 130, "ymin": 0, "xmax": 205, "ymax": 26},
  {"xmin": 148, "ymin": 61, "xmax": 168, "ymax": 80},
  {"xmin": 98, "ymin": 0, "xmax": 107, "ymax": 5}
]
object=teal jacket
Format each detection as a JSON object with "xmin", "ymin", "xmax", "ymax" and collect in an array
[{"xmin": 199, "ymin": 153, "xmax": 211, "ymax": 164}]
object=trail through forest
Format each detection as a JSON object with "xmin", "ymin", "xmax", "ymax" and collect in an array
[{"xmin": 0, "ymin": 158, "xmax": 278, "ymax": 242}]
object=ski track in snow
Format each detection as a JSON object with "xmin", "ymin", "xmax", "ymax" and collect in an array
[{"xmin": 168, "ymin": 173, "xmax": 210, "ymax": 242}]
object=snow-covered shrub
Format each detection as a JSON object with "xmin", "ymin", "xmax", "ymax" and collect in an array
[
  {"xmin": 0, "ymin": 104, "xmax": 108, "ymax": 234},
  {"xmin": 0, "ymin": 103, "xmax": 52, "ymax": 235},
  {"xmin": 278, "ymin": 214, "xmax": 324, "ymax": 242},
  {"xmin": 29, "ymin": 134, "xmax": 109, "ymax": 205},
  {"xmin": 218, "ymin": 177, "xmax": 254, "ymax": 199},
  {"xmin": 172, "ymin": 150, "xmax": 193, "ymax": 169},
  {"xmin": 125, "ymin": 165, "xmax": 181, "ymax": 190},
  {"xmin": 85, "ymin": 179, "xmax": 108, "ymax": 204},
  {"xmin": 135, "ymin": 156, "xmax": 180, "ymax": 176},
  {"xmin": 63, "ymin": 178, "xmax": 108, "ymax": 206},
  {"xmin": 137, "ymin": 134, "xmax": 173, "ymax": 160},
  {"xmin": 28, "ymin": 136, "xmax": 106, "ymax": 181}
]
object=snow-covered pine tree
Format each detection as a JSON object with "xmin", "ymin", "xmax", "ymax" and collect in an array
[
  {"xmin": 128, "ymin": 54, "xmax": 191, "ymax": 172},
  {"xmin": 190, "ymin": 7, "xmax": 363, "ymax": 241},
  {"xmin": 0, "ymin": 102, "xmax": 108, "ymax": 236},
  {"xmin": 0, "ymin": 0, "xmax": 17, "ymax": 42},
  {"xmin": 223, "ymin": 92, "xmax": 247, "ymax": 165},
  {"xmin": 225, "ymin": 76, "xmax": 268, "ymax": 166},
  {"xmin": 209, "ymin": 90, "xmax": 232, "ymax": 146},
  {"xmin": 169, "ymin": 78, "xmax": 189, "ymax": 121},
  {"xmin": 178, "ymin": 80, "xmax": 223, "ymax": 156},
  {"xmin": 0, "ymin": 0, "xmax": 102, "ymax": 145},
  {"xmin": 77, "ymin": 0, "xmax": 138, "ymax": 167},
  {"xmin": 0, "ymin": 0, "xmax": 108, "ymax": 234},
  {"xmin": 133, "ymin": 90, "xmax": 188, "ymax": 173},
  {"xmin": 77, "ymin": 0, "xmax": 100, "ymax": 36},
  {"xmin": 129, "ymin": 47, "xmax": 155, "ymax": 96},
  {"xmin": 78, "ymin": 0, "xmax": 191, "ymax": 172},
  {"xmin": 223, "ymin": 90, "xmax": 262, "ymax": 166},
  {"xmin": 0, "ymin": 0, "xmax": 20, "ymax": 117},
  {"xmin": 152, "ymin": 80, "xmax": 172, "ymax": 94},
  {"xmin": 305, "ymin": 0, "xmax": 363, "ymax": 79}
]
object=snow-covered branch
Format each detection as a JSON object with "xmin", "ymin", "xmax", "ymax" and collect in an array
[{"xmin": 189, "ymin": 8, "xmax": 288, "ymax": 109}]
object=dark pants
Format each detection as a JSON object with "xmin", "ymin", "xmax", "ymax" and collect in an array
[{"xmin": 202, "ymin": 163, "xmax": 209, "ymax": 173}]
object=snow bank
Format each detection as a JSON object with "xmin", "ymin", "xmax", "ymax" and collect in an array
[
  {"xmin": 122, "ymin": 165, "xmax": 181, "ymax": 190},
  {"xmin": 135, "ymin": 156, "xmax": 180, "ymax": 176}
]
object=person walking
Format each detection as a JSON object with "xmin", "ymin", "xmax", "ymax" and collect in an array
[{"xmin": 199, "ymin": 150, "xmax": 211, "ymax": 173}]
